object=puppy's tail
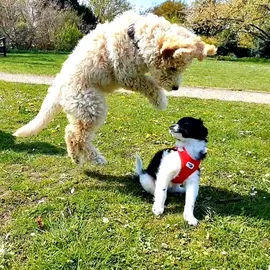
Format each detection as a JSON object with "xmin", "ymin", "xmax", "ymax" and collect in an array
[
  {"xmin": 13, "ymin": 84, "xmax": 62, "ymax": 137},
  {"xmin": 135, "ymin": 154, "xmax": 155, "ymax": 195},
  {"xmin": 135, "ymin": 153, "xmax": 144, "ymax": 176}
]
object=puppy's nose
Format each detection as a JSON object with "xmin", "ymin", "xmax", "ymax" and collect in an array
[
  {"xmin": 170, "ymin": 124, "xmax": 179, "ymax": 132},
  {"xmin": 172, "ymin": 85, "xmax": 179, "ymax": 91}
]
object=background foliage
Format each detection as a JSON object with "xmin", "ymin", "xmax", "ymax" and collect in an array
[
  {"xmin": 187, "ymin": 0, "xmax": 270, "ymax": 58},
  {"xmin": 89, "ymin": 0, "xmax": 132, "ymax": 23},
  {"xmin": 0, "ymin": 0, "xmax": 269, "ymax": 56},
  {"xmin": 149, "ymin": 1, "xmax": 186, "ymax": 24},
  {"xmin": 0, "ymin": 0, "xmax": 88, "ymax": 51}
]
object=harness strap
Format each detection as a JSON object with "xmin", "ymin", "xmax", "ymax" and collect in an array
[{"xmin": 171, "ymin": 147, "xmax": 201, "ymax": 184}]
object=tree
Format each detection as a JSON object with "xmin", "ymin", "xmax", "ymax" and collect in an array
[
  {"xmin": 0, "ymin": 0, "xmax": 83, "ymax": 50},
  {"xmin": 51, "ymin": 0, "xmax": 98, "ymax": 31},
  {"xmin": 150, "ymin": 0, "xmax": 187, "ymax": 24},
  {"xmin": 188, "ymin": 0, "xmax": 270, "ymax": 57},
  {"xmin": 89, "ymin": 0, "xmax": 132, "ymax": 23},
  {"xmin": 0, "ymin": 0, "xmax": 35, "ymax": 49},
  {"xmin": 186, "ymin": 1, "xmax": 226, "ymax": 36}
]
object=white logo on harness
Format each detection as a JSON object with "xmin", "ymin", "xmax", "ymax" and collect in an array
[{"xmin": 186, "ymin": 162, "xmax": 194, "ymax": 169}]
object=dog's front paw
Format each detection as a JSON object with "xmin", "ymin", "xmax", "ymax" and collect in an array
[
  {"xmin": 94, "ymin": 155, "xmax": 107, "ymax": 165},
  {"xmin": 184, "ymin": 213, "xmax": 199, "ymax": 226},
  {"xmin": 149, "ymin": 90, "xmax": 168, "ymax": 110},
  {"xmin": 157, "ymin": 94, "xmax": 168, "ymax": 110},
  {"xmin": 155, "ymin": 91, "xmax": 168, "ymax": 110},
  {"xmin": 152, "ymin": 204, "xmax": 164, "ymax": 216}
]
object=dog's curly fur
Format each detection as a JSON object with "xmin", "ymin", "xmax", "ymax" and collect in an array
[{"xmin": 14, "ymin": 11, "xmax": 216, "ymax": 165}]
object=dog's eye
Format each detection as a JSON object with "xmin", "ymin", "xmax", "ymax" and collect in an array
[{"xmin": 169, "ymin": 67, "xmax": 177, "ymax": 72}]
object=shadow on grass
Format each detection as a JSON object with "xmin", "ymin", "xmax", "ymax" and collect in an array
[
  {"xmin": 196, "ymin": 186, "xmax": 270, "ymax": 221},
  {"xmin": 84, "ymin": 170, "xmax": 147, "ymax": 200},
  {"xmin": 0, "ymin": 130, "xmax": 66, "ymax": 156},
  {"xmin": 85, "ymin": 170, "xmax": 270, "ymax": 221}
]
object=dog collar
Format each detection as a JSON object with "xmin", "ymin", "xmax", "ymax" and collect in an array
[
  {"xmin": 172, "ymin": 147, "xmax": 201, "ymax": 184},
  {"xmin": 127, "ymin": 23, "xmax": 139, "ymax": 50}
]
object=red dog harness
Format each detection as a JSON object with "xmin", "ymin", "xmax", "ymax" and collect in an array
[{"xmin": 171, "ymin": 147, "xmax": 201, "ymax": 184}]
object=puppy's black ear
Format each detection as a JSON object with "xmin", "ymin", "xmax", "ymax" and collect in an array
[
  {"xmin": 179, "ymin": 127, "xmax": 188, "ymax": 137},
  {"xmin": 203, "ymin": 126, "xmax": 208, "ymax": 139},
  {"xmin": 199, "ymin": 118, "xmax": 208, "ymax": 137}
]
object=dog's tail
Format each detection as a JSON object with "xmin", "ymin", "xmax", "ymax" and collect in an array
[
  {"xmin": 135, "ymin": 153, "xmax": 144, "ymax": 176},
  {"xmin": 135, "ymin": 154, "xmax": 155, "ymax": 195},
  {"xmin": 13, "ymin": 85, "xmax": 62, "ymax": 137}
]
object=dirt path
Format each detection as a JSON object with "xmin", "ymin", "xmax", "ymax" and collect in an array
[{"xmin": 1, "ymin": 71, "xmax": 270, "ymax": 105}]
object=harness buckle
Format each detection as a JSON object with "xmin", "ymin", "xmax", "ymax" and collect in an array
[{"xmin": 186, "ymin": 162, "xmax": 194, "ymax": 169}]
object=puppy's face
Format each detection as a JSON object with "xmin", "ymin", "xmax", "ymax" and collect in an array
[{"xmin": 169, "ymin": 117, "xmax": 208, "ymax": 141}]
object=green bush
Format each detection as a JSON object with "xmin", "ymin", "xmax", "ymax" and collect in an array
[
  {"xmin": 251, "ymin": 37, "xmax": 270, "ymax": 59},
  {"xmin": 54, "ymin": 22, "xmax": 83, "ymax": 52}
]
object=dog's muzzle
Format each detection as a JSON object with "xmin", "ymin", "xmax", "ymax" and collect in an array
[
  {"xmin": 170, "ymin": 124, "xmax": 179, "ymax": 132},
  {"xmin": 172, "ymin": 76, "xmax": 182, "ymax": 91}
]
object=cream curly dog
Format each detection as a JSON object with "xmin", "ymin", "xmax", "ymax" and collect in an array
[{"xmin": 14, "ymin": 11, "xmax": 216, "ymax": 165}]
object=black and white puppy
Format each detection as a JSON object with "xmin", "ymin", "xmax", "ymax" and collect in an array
[{"xmin": 135, "ymin": 117, "xmax": 208, "ymax": 226}]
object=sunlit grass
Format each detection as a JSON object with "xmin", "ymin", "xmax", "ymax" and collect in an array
[
  {"xmin": 0, "ymin": 81, "xmax": 270, "ymax": 269},
  {"xmin": 0, "ymin": 53, "xmax": 269, "ymax": 91},
  {"xmin": 183, "ymin": 59, "xmax": 270, "ymax": 92},
  {"xmin": 0, "ymin": 53, "xmax": 67, "ymax": 76}
]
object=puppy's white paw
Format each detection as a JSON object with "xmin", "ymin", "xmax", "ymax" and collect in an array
[
  {"xmin": 152, "ymin": 204, "xmax": 164, "ymax": 216},
  {"xmin": 187, "ymin": 217, "xmax": 199, "ymax": 226},
  {"xmin": 184, "ymin": 213, "xmax": 199, "ymax": 226}
]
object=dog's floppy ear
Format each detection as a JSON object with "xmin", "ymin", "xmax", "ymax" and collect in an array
[
  {"xmin": 204, "ymin": 44, "xmax": 217, "ymax": 56},
  {"xmin": 160, "ymin": 37, "xmax": 216, "ymax": 60},
  {"xmin": 160, "ymin": 40, "xmax": 182, "ymax": 58},
  {"xmin": 160, "ymin": 37, "xmax": 217, "ymax": 60},
  {"xmin": 160, "ymin": 38, "xmax": 197, "ymax": 59},
  {"xmin": 191, "ymin": 41, "xmax": 217, "ymax": 61}
]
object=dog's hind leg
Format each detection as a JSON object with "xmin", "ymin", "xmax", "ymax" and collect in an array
[
  {"xmin": 64, "ymin": 119, "xmax": 107, "ymax": 165},
  {"xmin": 135, "ymin": 154, "xmax": 155, "ymax": 194},
  {"xmin": 62, "ymin": 88, "xmax": 107, "ymax": 165},
  {"xmin": 139, "ymin": 173, "xmax": 155, "ymax": 195}
]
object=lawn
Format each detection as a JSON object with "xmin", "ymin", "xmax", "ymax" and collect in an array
[
  {"xmin": 0, "ymin": 52, "xmax": 270, "ymax": 92},
  {"xmin": 0, "ymin": 53, "xmax": 67, "ymax": 76},
  {"xmin": 0, "ymin": 80, "xmax": 270, "ymax": 269},
  {"xmin": 184, "ymin": 59, "xmax": 270, "ymax": 92}
]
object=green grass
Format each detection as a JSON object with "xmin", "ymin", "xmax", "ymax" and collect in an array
[
  {"xmin": 1, "ymin": 80, "xmax": 270, "ymax": 269},
  {"xmin": 0, "ymin": 52, "xmax": 270, "ymax": 91},
  {"xmin": 183, "ymin": 59, "xmax": 270, "ymax": 92},
  {"xmin": 0, "ymin": 53, "xmax": 68, "ymax": 76}
]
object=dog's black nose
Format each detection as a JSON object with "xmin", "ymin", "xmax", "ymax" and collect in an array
[
  {"xmin": 170, "ymin": 124, "xmax": 179, "ymax": 132},
  {"xmin": 172, "ymin": 85, "xmax": 179, "ymax": 91}
]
